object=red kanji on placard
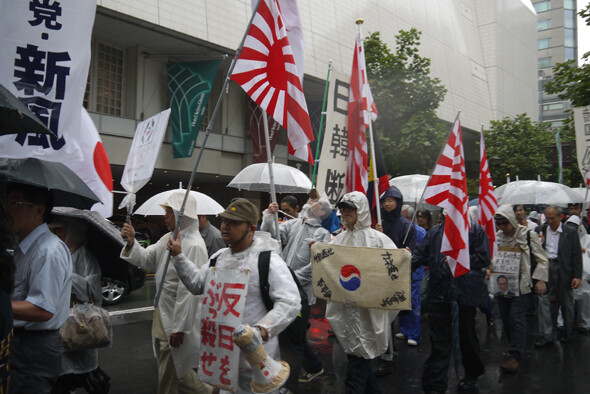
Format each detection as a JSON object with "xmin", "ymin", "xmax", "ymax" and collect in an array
[
  {"xmin": 205, "ymin": 286, "xmax": 220, "ymax": 318},
  {"xmin": 201, "ymin": 317, "xmax": 217, "ymax": 347},
  {"xmin": 218, "ymin": 324, "xmax": 234, "ymax": 351},
  {"xmin": 218, "ymin": 283, "xmax": 246, "ymax": 317},
  {"xmin": 219, "ymin": 355, "xmax": 231, "ymax": 386},
  {"xmin": 200, "ymin": 351, "xmax": 217, "ymax": 376}
]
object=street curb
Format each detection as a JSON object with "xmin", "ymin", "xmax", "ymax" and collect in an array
[{"xmin": 109, "ymin": 306, "xmax": 154, "ymax": 325}]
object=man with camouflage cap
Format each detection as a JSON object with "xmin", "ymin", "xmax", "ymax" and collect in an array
[{"xmin": 167, "ymin": 198, "xmax": 301, "ymax": 393}]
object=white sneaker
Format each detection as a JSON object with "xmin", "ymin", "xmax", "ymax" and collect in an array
[
  {"xmin": 395, "ymin": 333, "xmax": 405, "ymax": 339},
  {"xmin": 407, "ymin": 339, "xmax": 418, "ymax": 346}
]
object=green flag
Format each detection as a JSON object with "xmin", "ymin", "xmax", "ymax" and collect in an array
[{"xmin": 167, "ymin": 60, "xmax": 220, "ymax": 158}]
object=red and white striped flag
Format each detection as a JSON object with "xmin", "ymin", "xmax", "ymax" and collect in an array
[
  {"xmin": 423, "ymin": 119, "xmax": 470, "ymax": 277},
  {"xmin": 586, "ymin": 170, "xmax": 590, "ymax": 187},
  {"xmin": 477, "ymin": 130, "xmax": 497, "ymax": 260},
  {"xmin": 231, "ymin": 0, "xmax": 314, "ymax": 163},
  {"xmin": 346, "ymin": 32, "xmax": 378, "ymax": 194}
]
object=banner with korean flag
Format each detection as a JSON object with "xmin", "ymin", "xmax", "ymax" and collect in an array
[
  {"xmin": 0, "ymin": 0, "xmax": 96, "ymax": 162},
  {"xmin": 311, "ymin": 243, "xmax": 411, "ymax": 310}
]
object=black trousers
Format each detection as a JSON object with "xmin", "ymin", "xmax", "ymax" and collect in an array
[
  {"xmin": 278, "ymin": 328, "xmax": 304, "ymax": 393},
  {"xmin": 422, "ymin": 303, "xmax": 485, "ymax": 392}
]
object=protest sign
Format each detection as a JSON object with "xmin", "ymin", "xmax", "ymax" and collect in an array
[
  {"xmin": 311, "ymin": 242, "xmax": 411, "ymax": 310},
  {"xmin": 490, "ymin": 246, "xmax": 521, "ymax": 296}
]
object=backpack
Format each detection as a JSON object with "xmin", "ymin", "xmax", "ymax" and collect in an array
[{"xmin": 209, "ymin": 250, "xmax": 310, "ymax": 341}]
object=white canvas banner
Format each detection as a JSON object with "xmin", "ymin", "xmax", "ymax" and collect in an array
[
  {"xmin": 120, "ymin": 109, "xmax": 171, "ymax": 194},
  {"xmin": 197, "ymin": 267, "xmax": 249, "ymax": 392},
  {"xmin": 0, "ymin": 0, "xmax": 97, "ymax": 162},
  {"xmin": 574, "ymin": 105, "xmax": 590, "ymax": 179},
  {"xmin": 315, "ymin": 68, "xmax": 350, "ymax": 206},
  {"xmin": 311, "ymin": 242, "xmax": 411, "ymax": 310},
  {"xmin": 489, "ymin": 246, "xmax": 521, "ymax": 297}
]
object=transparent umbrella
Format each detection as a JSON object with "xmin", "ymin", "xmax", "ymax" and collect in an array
[
  {"xmin": 498, "ymin": 180, "xmax": 583, "ymax": 206},
  {"xmin": 227, "ymin": 162, "xmax": 312, "ymax": 194},
  {"xmin": 134, "ymin": 189, "xmax": 224, "ymax": 216}
]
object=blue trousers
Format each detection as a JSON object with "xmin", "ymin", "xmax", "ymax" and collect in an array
[
  {"xmin": 399, "ymin": 279, "xmax": 422, "ymax": 342},
  {"xmin": 497, "ymin": 293, "xmax": 533, "ymax": 360}
]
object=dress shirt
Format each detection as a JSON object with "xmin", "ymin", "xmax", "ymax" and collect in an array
[{"xmin": 545, "ymin": 223, "xmax": 562, "ymax": 260}]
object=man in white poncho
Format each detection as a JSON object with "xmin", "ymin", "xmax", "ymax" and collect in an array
[
  {"xmin": 327, "ymin": 191, "xmax": 398, "ymax": 393},
  {"xmin": 120, "ymin": 192, "xmax": 210, "ymax": 394}
]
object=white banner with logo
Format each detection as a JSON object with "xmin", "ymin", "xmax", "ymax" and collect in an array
[
  {"xmin": 120, "ymin": 109, "xmax": 171, "ymax": 194},
  {"xmin": 197, "ymin": 267, "xmax": 249, "ymax": 392},
  {"xmin": 574, "ymin": 106, "xmax": 590, "ymax": 180},
  {"xmin": 311, "ymin": 242, "xmax": 411, "ymax": 310},
  {"xmin": 0, "ymin": 0, "xmax": 97, "ymax": 161},
  {"xmin": 315, "ymin": 68, "xmax": 350, "ymax": 206}
]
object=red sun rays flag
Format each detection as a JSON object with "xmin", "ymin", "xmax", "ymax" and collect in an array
[
  {"xmin": 423, "ymin": 119, "xmax": 470, "ymax": 277},
  {"xmin": 346, "ymin": 32, "xmax": 378, "ymax": 194},
  {"xmin": 231, "ymin": 0, "xmax": 314, "ymax": 163},
  {"xmin": 477, "ymin": 130, "xmax": 498, "ymax": 260}
]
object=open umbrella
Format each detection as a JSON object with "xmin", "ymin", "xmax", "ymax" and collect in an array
[
  {"xmin": 134, "ymin": 189, "xmax": 224, "ymax": 216},
  {"xmin": 498, "ymin": 180, "xmax": 583, "ymax": 206},
  {"xmin": 388, "ymin": 174, "xmax": 430, "ymax": 203},
  {"xmin": 227, "ymin": 162, "xmax": 312, "ymax": 194},
  {"xmin": 0, "ymin": 83, "xmax": 56, "ymax": 136},
  {"xmin": 0, "ymin": 157, "xmax": 99, "ymax": 209}
]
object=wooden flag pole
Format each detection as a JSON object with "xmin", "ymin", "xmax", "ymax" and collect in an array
[{"xmin": 154, "ymin": 0, "xmax": 264, "ymax": 308}]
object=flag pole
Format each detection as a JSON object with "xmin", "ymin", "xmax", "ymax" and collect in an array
[
  {"xmin": 311, "ymin": 61, "xmax": 333, "ymax": 187},
  {"xmin": 402, "ymin": 111, "xmax": 461, "ymax": 245},
  {"xmin": 263, "ymin": 110, "xmax": 281, "ymax": 240},
  {"xmin": 154, "ymin": 0, "xmax": 264, "ymax": 308},
  {"xmin": 356, "ymin": 18, "xmax": 382, "ymax": 225}
]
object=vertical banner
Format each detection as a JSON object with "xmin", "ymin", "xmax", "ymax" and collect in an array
[
  {"xmin": 249, "ymin": 100, "xmax": 281, "ymax": 163},
  {"xmin": 120, "ymin": 109, "xmax": 171, "ymax": 195},
  {"xmin": 167, "ymin": 60, "xmax": 220, "ymax": 158},
  {"xmin": 574, "ymin": 106, "xmax": 590, "ymax": 179},
  {"xmin": 198, "ymin": 268, "xmax": 249, "ymax": 392},
  {"xmin": 0, "ymin": 0, "xmax": 97, "ymax": 161},
  {"xmin": 316, "ymin": 68, "xmax": 350, "ymax": 206}
]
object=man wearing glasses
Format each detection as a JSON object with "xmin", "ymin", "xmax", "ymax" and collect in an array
[
  {"xmin": 4, "ymin": 183, "xmax": 72, "ymax": 393},
  {"xmin": 536, "ymin": 206, "xmax": 583, "ymax": 346},
  {"xmin": 494, "ymin": 205, "xmax": 548, "ymax": 373}
]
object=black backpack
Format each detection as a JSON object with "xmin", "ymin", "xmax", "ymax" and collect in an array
[{"xmin": 209, "ymin": 250, "xmax": 310, "ymax": 340}]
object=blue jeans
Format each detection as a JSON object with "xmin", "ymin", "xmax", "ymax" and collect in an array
[
  {"xmin": 399, "ymin": 279, "xmax": 422, "ymax": 342},
  {"xmin": 497, "ymin": 292, "xmax": 533, "ymax": 360}
]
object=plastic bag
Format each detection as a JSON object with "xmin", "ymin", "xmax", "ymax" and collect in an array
[{"xmin": 60, "ymin": 303, "xmax": 112, "ymax": 350}]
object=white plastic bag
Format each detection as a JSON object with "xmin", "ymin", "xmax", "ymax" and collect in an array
[{"xmin": 60, "ymin": 303, "xmax": 112, "ymax": 350}]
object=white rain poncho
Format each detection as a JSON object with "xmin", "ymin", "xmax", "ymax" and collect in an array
[
  {"xmin": 172, "ymin": 236, "xmax": 301, "ymax": 390},
  {"xmin": 261, "ymin": 195, "xmax": 333, "ymax": 304},
  {"xmin": 325, "ymin": 191, "xmax": 399, "ymax": 359},
  {"xmin": 121, "ymin": 194, "xmax": 207, "ymax": 378}
]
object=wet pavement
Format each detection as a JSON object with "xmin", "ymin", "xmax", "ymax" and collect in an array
[{"xmin": 101, "ymin": 278, "xmax": 590, "ymax": 393}]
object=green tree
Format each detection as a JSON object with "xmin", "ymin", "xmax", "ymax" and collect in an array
[
  {"xmin": 484, "ymin": 114, "xmax": 557, "ymax": 186},
  {"xmin": 543, "ymin": 3, "xmax": 590, "ymax": 106},
  {"xmin": 364, "ymin": 30, "xmax": 448, "ymax": 176}
]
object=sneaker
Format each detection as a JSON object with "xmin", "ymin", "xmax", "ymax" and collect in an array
[
  {"xmin": 395, "ymin": 332, "xmax": 405, "ymax": 339},
  {"xmin": 500, "ymin": 356, "xmax": 518, "ymax": 373},
  {"xmin": 298, "ymin": 368, "xmax": 324, "ymax": 383},
  {"xmin": 374, "ymin": 360, "xmax": 393, "ymax": 377},
  {"xmin": 407, "ymin": 339, "xmax": 418, "ymax": 346},
  {"xmin": 458, "ymin": 376, "xmax": 478, "ymax": 391}
]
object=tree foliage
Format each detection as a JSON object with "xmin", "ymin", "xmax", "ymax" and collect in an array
[
  {"xmin": 484, "ymin": 114, "xmax": 561, "ymax": 186},
  {"xmin": 543, "ymin": 3, "xmax": 590, "ymax": 106},
  {"xmin": 364, "ymin": 30, "xmax": 448, "ymax": 176}
]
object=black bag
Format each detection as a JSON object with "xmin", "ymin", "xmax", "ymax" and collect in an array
[{"xmin": 210, "ymin": 250, "xmax": 309, "ymax": 340}]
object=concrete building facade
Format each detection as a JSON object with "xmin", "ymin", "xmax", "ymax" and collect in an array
[{"xmin": 88, "ymin": 0, "xmax": 539, "ymax": 212}]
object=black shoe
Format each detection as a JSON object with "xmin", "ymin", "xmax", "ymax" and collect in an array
[
  {"xmin": 458, "ymin": 376, "xmax": 478, "ymax": 391},
  {"xmin": 535, "ymin": 339, "xmax": 553, "ymax": 348},
  {"xmin": 559, "ymin": 335, "xmax": 571, "ymax": 343},
  {"xmin": 487, "ymin": 315, "xmax": 495, "ymax": 328},
  {"xmin": 578, "ymin": 327, "xmax": 590, "ymax": 334},
  {"xmin": 374, "ymin": 360, "xmax": 393, "ymax": 377}
]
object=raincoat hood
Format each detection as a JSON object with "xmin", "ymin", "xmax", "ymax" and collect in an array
[
  {"xmin": 340, "ymin": 191, "xmax": 372, "ymax": 231},
  {"xmin": 495, "ymin": 205, "xmax": 519, "ymax": 231},
  {"xmin": 380, "ymin": 185, "xmax": 403, "ymax": 219}
]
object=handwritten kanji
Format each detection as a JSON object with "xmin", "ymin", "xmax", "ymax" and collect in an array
[
  {"xmin": 201, "ymin": 317, "xmax": 217, "ymax": 347},
  {"xmin": 200, "ymin": 352, "xmax": 217, "ymax": 376},
  {"xmin": 219, "ymin": 355, "xmax": 232, "ymax": 386}
]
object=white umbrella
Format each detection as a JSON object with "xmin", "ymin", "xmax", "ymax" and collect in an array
[
  {"xmin": 498, "ymin": 180, "xmax": 584, "ymax": 206},
  {"xmin": 134, "ymin": 189, "xmax": 224, "ymax": 216},
  {"xmin": 388, "ymin": 174, "xmax": 430, "ymax": 203},
  {"xmin": 227, "ymin": 162, "xmax": 312, "ymax": 194}
]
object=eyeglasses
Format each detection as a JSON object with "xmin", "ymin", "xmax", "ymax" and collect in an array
[{"xmin": 4, "ymin": 201, "xmax": 35, "ymax": 208}]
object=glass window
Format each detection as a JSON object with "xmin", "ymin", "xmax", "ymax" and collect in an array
[
  {"xmin": 543, "ymin": 103, "xmax": 564, "ymax": 111},
  {"xmin": 565, "ymin": 47, "xmax": 576, "ymax": 61},
  {"xmin": 538, "ymin": 57, "xmax": 551, "ymax": 68},
  {"xmin": 564, "ymin": 10, "xmax": 575, "ymax": 28},
  {"xmin": 94, "ymin": 43, "xmax": 124, "ymax": 116},
  {"xmin": 564, "ymin": 0, "xmax": 575, "ymax": 10},
  {"xmin": 537, "ymin": 19, "xmax": 551, "ymax": 31},
  {"xmin": 538, "ymin": 38, "xmax": 551, "ymax": 49},
  {"xmin": 534, "ymin": 1, "xmax": 550, "ymax": 13},
  {"xmin": 564, "ymin": 28, "xmax": 575, "ymax": 47}
]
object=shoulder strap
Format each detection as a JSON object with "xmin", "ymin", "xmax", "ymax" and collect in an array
[
  {"xmin": 258, "ymin": 251, "xmax": 273, "ymax": 311},
  {"xmin": 210, "ymin": 256, "xmax": 218, "ymax": 267}
]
